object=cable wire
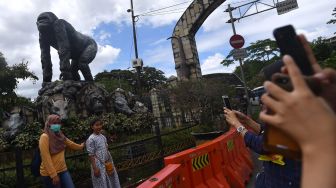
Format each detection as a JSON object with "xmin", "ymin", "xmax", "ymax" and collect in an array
[
  {"xmin": 137, "ymin": 1, "xmax": 192, "ymax": 16},
  {"xmin": 140, "ymin": 8, "xmax": 187, "ymax": 16}
]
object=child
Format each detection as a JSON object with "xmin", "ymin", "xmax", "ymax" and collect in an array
[{"xmin": 86, "ymin": 118, "xmax": 121, "ymax": 188}]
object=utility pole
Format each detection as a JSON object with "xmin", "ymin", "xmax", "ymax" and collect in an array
[
  {"xmin": 227, "ymin": 4, "xmax": 251, "ymax": 115},
  {"xmin": 128, "ymin": 0, "xmax": 142, "ymax": 94}
]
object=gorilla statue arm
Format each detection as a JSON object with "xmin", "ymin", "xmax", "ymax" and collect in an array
[{"xmin": 53, "ymin": 19, "xmax": 72, "ymax": 80}]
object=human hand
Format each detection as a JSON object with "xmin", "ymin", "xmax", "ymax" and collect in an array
[
  {"xmin": 260, "ymin": 55, "xmax": 336, "ymax": 152},
  {"xmin": 80, "ymin": 142, "xmax": 85, "ymax": 149},
  {"xmin": 313, "ymin": 68, "xmax": 336, "ymax": 112},
  {"xmin": 223, "ymin": 108, "xmax": 240, "ymax": 128},
  {"xmin": 94, "ymin": 168, "xmax": 100, "ymax": 177},
  {"xmin": 280, "ymin": 34, "xmax": 336, "ymax": 112},
  {"xmin": 52, "ymin": 175, "xmax": 60, "ymax": 185}
]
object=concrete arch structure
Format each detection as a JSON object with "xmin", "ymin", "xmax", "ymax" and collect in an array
[{"xmin": 170, "ymin": 0, "xmax": 227, "ymax": 81}]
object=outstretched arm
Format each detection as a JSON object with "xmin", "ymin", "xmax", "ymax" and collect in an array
[{"xmin": 233, "ymin": 110, "xmax": 262, "ymax": 134}]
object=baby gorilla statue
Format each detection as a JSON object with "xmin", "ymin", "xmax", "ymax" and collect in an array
[{"xmin": 37, "ymin": 12, "xmax": 97, "ymax": 82}]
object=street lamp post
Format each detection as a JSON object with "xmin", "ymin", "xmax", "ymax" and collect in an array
[{"xmin": 127, "ymin": 0, "xmax": 142, "ymax": 94}]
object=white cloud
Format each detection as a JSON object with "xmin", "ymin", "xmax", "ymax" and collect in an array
[
  {"xmin": 142, "ymin": 44, "xmax": 173, "ymax": 66},
  {"xmin": 93, "ymin": 44, "xmax": 121, "ymax": 75},
  {"xmin": 201, "ymin": 53, "xmax": 237, "ymax": 75}
]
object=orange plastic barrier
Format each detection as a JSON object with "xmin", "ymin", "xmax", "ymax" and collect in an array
[
  {"xmin": 213, "ymin": 129, "xmax": 253, "ymax": 187},
  {"xmin": 137, "ymin": 164, "xmax": 186, "ymax": 188},
  {"xmin": 164, "ymin": 141, "xmax": 230, "ymax": 188},
  {"xmin": 137, "ymin": 128, "xmax": 253, "ymax": 188}
]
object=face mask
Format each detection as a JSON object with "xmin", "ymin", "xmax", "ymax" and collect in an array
[{"xmin": 50, "ymin": 124, "xmax": 61, "ymax": 133}]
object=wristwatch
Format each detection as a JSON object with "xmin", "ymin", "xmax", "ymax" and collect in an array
[{"xmin": 236, "ymin": 125, "xmax": 246, "ymax": 133}]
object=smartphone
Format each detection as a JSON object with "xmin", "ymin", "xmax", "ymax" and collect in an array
[
  {"xmin": 264, "ymin": 25, "xmax": 315, "ymax": 159},
  {"xmin": 222, "ymin": 95, "xmax": 231, "ymax": 110},
  {"xmin": 273, "ymin": 25, "xmax": 314, "ymax": 76}
]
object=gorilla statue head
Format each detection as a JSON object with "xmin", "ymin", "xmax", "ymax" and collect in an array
[{"xmin": 36, "ymin": 12, "xmax": 58, "ymax": 33}]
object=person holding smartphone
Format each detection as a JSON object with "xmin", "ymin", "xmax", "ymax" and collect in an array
[
  {"xmin": 260, "ymin": 36, "xmax": 336, "ymax": 188},
  {"xmin": 224, "ymin": 107, "xmax": 301, "ymax": 188}
]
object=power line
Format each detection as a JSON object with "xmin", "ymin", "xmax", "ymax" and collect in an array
[
  {"xmin": 140, "ymin": 8, "xmax": 187, "ymax": 16},
  {"xmin": 137, "ymin": 1, "xmax": 192, "ymax": 16},
  {"xmin": 138, "ymin": 0, "xmax": 256, "ymax": 17},
  {"xmin": 141, "ymin": 11, "xmax": 185, "ymax": 16}
]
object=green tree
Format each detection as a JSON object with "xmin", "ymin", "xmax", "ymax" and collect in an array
[
  {"xmin": 94, "ymin": 66, "xmax": 167, "ymax": 93},
  {"xmin": 140, "ymin": 66, "xmax": 167, "ymax": 92},
  {"xmin": 310, "ymin": 37, "xmax": 336, "ymax": 69},
  {"xmin": 221, "ymin": 38, "xmax": 280, "ymax": 67},
  {"xmin": 95, "ymin": 69, "xmax": 135, "ymax": 92},
  {"xmin": 311, "ymin": 37, "xmax": 334, "ymax": 61},
  {"xmin": 0, "ymin": 52, "xmax": 38, "ymax": 95},
  {"xmin": 170, "ymin": 79, "xmax": 233, "ymax": 126},
  {"xmin": 0, "ymin": 52, "xmax": 38, "ymax": 116},
  {"xmin": 221, "ymin": 39, "xmax": 280, "ymax": 88},
  {"xmin": 327, "ymin": 7, "xmax": 336, "ymax": 34}
]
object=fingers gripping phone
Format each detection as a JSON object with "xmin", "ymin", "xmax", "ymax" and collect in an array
[
  {"xmin": 222, "ymin": 95, "xmax": 232, "ymax": 110},
  {"xmin": 264, "ymin": 25, "xmax": 315, "ymax": 159},
  {"xmin": 265, "ymin": 73, "xmax": 321, "ymax": 159}
]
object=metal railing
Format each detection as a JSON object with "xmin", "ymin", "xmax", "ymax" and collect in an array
[{"xmin": 0, "ymin": 124, "xmax": 196, "ymax": 188}]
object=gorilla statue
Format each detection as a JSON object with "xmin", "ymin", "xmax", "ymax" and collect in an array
[{"xmin": 36, "ymin": 12, "xmax": 97, "ymax": 82}]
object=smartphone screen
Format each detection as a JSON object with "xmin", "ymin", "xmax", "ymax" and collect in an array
[
  {"xmin": 222, "ymin": 96, "xmax": 231, "ymax": 110},
  {"xmin": 273, "ymin": 25, "xmax": 314, "ymax": 76}
]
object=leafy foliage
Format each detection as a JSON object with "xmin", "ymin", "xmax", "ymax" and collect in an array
[
  {"xmin": 1, "ymin": 112, "xmax": 155, "ymax": 151},
  {"xmin": 0, "ymin": 52, "xmax": 38, "ymax": 120},
  {"xmin": 0, "ymin": 52, "xmax": 38, "ymax": 95},
  {"xmin": 170, "ymin": 79, "xmax": 234, "ymax": 127},
  {"xmin": 0, "ymin": 128, "xmax": 10, "ymax": 151},
  {"xmin": 140, "ymin": 66, "xmax": 167, "ymax": 92},
  {"xmin": 220, "ymin": 39, "xmax": 280, "ymax": 89},
  {"xmin": 11, "ymin": 122, "xmax": 43, "ymax": 150},
  {"xmin": 95, "ymin": 69, "xmax": 135, "ymax": 93},
  {"xmin": 221, "ymin": 38, "xmax": 280, "ymax": 67},
  {"xmin": 311, "ymin": 37, "xmax": 336, "ymax": 69},
  {"xmin": 245, "ymin": 39, "xmax": 280, "ymax": 61},
  {"xmin": 327, "ymin": 7, "xmax": 336, "ymax": 34},
  {"xmin": 94, "ymin": 66, "xmax": 167, "ymax": 94}
]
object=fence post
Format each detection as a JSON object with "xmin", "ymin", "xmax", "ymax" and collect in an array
[
  {"xmin": 154, "ymin": 120, "xmax": 164, "ymax": 168},
  {"xmin": 15, "ymin": 148, "xmax": 25, "ymax": 188}
]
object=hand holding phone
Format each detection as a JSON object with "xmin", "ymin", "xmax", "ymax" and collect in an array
[
  {"xmin": 222, "ymin": 95, "xmax": 232, "ymax": 110},
  {"xmin": 264, "ymin": 25, "xmax": 316, "ymax": 159}
]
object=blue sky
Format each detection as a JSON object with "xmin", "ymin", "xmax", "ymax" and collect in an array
[{"xmin": 0, "ymin": 0, "xmax": 334, "ymax": 98}]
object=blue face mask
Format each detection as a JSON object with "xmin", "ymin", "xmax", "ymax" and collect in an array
[{"xmin": 50, "ymin": 124, "xmax": 61, "ymax": 133}]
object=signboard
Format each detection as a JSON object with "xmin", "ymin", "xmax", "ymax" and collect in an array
[
  {"xmin": 276, "ymin": 0, "xmax": 298, "ymax": 15},
  {"xmin": 232, "ymin": 48, "xmax": 248, "ymax": 60},
  {"xmin": 230, "ymin": 34, "xmax": 245, "ymax": 49}
]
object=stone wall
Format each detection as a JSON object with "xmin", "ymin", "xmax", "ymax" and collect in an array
[{"xmin": 171, "ymin": 0, "xmax": 227, "ymax": 81}]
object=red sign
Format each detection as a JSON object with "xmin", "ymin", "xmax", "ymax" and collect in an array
[{"xmin": 230, "ymin": 34, "xmax": 245, "ymax": 49}]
